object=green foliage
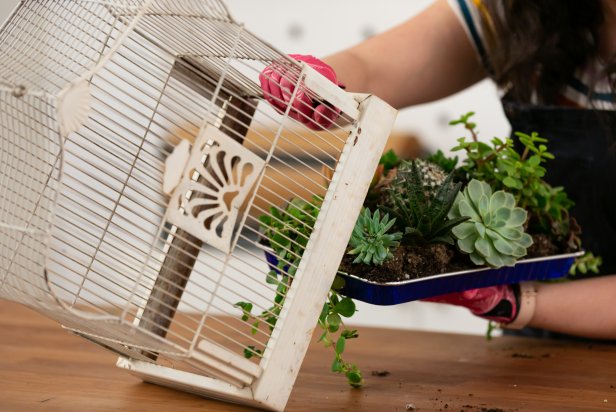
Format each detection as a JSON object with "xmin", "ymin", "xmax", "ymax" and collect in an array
[
  {"xmin": 243, "ymin": 346, "xmax": 263, "ymax": 359},
  {"xmin": 318, "ymin": 278, "xmax": 363, "ymax": 388},
  {"xmin": 382, "ymin": 160, "xmax": 468, "ymax": 245},
  {"xmin": 426, "ymin": 150, "xmax": 459, "ymax": 174},
  {"xmin": 236, "ymin": 196, "xmax": 363, "ymax": 388},
  {"xmin": 450, "ymin": 112, "xmax": 575, "ymax": 240},
  {"xmin": 379, "ymin": 149, "xmax": 401, "ymax": 174},
  {"xmin": 259, "ymin": 196, "xmax": 322, "ymax": 281},
  {"xmin": 449, "ymin": 179, "xmax": 533, "ymax": 268},
  {"xmin": 486, "ymin": 320, "xmax": 497, "ymax": 341},
  {"xmin": 237, "ymin": 196, "xmax": 323, "ymax": 338},
  {"xmin": 569, "ymin": 252, "xmax": 603, "ymax": 275},
  {"xmin": 348, "ymin": 209, "xmax": 402, "ymax": 265}
]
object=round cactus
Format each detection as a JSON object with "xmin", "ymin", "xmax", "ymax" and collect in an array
[
  {"xmin": 449, "ymin": 179, "xmax": 533, "ymax": 268},
  {"xmin": 385, "ymin": 159, "xmax": 447, "ymax": 209},
  {"xmin": 396, "ymin": 159, "xmax": 446, "ymax": 194}
]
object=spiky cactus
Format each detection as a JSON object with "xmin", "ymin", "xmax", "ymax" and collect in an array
[
  {"xmin": 348, "ymin": 208, "xmax": 402, "ymax": 265},
  {"xmin": 449, "ymin": 179, "xmax": 533, "ymax": 268},
  {"xmin": 382, "ymin": 161, "xmax": 467, "ymax": 245},
  {"xmin": 393, "ymin": 159, "xmax": 447, "ymax": 198}
]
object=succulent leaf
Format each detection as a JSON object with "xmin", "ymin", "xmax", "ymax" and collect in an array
[
  {"xmin": 450, "ymin": 179, "xmax": 533, "ymax": 268},
  {"xmin": 452, "ymin": 221, "xmax": 475, "ymax": 239},
  {"xmin": 348, "ymin": 208, "xmax": 402, "ymax": 266}
]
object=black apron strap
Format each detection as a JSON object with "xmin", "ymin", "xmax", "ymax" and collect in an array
[{"xmin": 502, "ymin": 100, "xmax": 616, "ymax": 276}]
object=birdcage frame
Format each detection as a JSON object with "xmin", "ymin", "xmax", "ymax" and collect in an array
[{"xmin": 0, "ymin": 1, "xmax": 397, "ymax": 411}]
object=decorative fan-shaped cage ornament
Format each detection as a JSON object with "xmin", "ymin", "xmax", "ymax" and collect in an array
[
  {"xmin": 0, "ymin": 0, "xmax": 397, "ymax": 410},
  {"xmin": 165, "ymin": 124, "xmax": 266, "ymax": 254}
]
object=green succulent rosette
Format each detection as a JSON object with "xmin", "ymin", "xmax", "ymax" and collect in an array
[
  {"xmin": 449, "ymin": 179, "xmax": 533, "ymax": 268},
  {"xmin": 348, "ymin": 208, "xmax": 402, "ymax": 265}
]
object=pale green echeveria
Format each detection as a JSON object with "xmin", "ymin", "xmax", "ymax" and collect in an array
[{"xmin": 449, "ymin": 179, "xmax": 533, "ymax": 268}]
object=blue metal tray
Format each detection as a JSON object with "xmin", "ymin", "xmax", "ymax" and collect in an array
[{"xmin": 337, "ymin": 252, "xmax": 583, "ymax": 306}]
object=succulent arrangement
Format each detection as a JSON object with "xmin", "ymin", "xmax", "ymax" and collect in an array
[{"xmin": 236, "ymin": 112, "xmax": 600, "ymax": 389}]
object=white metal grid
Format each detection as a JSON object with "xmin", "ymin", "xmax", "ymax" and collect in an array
[
  {"xmin": 0, "ymin": 0, "xmax": 355, "ymax": 375},
  {"xmin": 0, "ymin": 1, "xmax": 399, "ymax": 410}
]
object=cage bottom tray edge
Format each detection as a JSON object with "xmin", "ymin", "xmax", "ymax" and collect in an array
[{"xmin": 338, "ymin": 252, "xmax": 583, "ymax": 306}]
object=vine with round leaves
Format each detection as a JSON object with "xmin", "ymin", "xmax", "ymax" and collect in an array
[{"xmin": 235, "ymin": 195, "xmax": 364, "ymax": 388}]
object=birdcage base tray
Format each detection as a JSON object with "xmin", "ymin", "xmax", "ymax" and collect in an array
[
  {"xmin": 117, "ymin": 357, "xmax": 278, "ymax": 411},
  {"xmin": 337, "ymin": 252, "xmax": 583, "ymax": 306}
]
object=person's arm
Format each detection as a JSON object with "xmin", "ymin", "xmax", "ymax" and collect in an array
[
  {"xmin": 528, "ymin": 276, "xmax": 616, "ymax": 340},
  {"xmin": 429, "ymin": 276, "xmax": 616, "ymax": 340},
  {"xmin": 323, "ymin": 0, "xmax": 486, "ymax": 109}
]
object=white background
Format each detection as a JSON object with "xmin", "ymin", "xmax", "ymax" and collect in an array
[{"xmin": 0, "ymin": 0, "xmax": 514, "ymax": 335}]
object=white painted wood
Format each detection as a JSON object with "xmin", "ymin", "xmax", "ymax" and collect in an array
[
  {"xmin": 251, "ymin": 95, "xmax": 397, "ymax": 411},
  {"xmin": 189, "ymin": 349, "xmax": 254, "ymax": 387},
  {"xmin": 116, "ymin": 357, "xmax": 270, "ymax": 410},
  {"xmin": 196, "ymin": 339, "xmax": 262, "ymax": 379},
  {"xmin": 302, "ymin": 62, "xmax": 360, "ymax": 121}
]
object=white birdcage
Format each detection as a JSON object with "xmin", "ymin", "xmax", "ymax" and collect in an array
[{"xmin": 0, "ymin": 0, "xmax": 396, "ymax": 410}]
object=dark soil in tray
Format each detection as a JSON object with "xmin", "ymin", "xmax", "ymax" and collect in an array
[{"xmin": 339, "ymin": 234, "xmax": 570, "ymax": 284}]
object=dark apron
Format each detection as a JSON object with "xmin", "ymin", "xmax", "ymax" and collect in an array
[
  {"xmin": 502, "ymin": 99, "xmax": 616, "ymax": 341},
  {"xmin": 503, "ymin": 99, "xmax": 616, "ymax": 277}
]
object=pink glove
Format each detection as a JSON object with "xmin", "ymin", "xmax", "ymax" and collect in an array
[
  {"xmin": 259, "ymin": 54, "xmax": 341, "ymax": 130},
  {"xmin": 423, "ymin": 285, "xmax": 519, "ymax": 323}
]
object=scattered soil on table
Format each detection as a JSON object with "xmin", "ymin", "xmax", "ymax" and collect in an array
[
  {"xmin": 371, "ymin": 370, "xmax": 390, "ymax": 377},
  {"xmin": 511, "ymin": 352, "xmax": 534, "ymax": 359},
  {"xmin": 510, "ymin": 352, "xmax": 552, "ymax": 359},
  {"xmin": 460, "ymin": 406, "xmax": 512, "ymax": 412}
]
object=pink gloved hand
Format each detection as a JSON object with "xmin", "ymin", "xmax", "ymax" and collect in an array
[
  {"xmin": 259, "ymin": 54, "xmax": 342, "ymax": 130},
  {"xmin": 423, "ymin": 285, "xmax": 520, "ymax": 323}
]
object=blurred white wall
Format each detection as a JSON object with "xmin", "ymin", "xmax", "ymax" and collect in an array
[{"xmin": 0, "ymin": 0, "xmax": 505, "ymax": 336}]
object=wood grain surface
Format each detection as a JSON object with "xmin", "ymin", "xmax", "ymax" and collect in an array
[{"xmin": 1, "ymin": 300, "xmax": 615, "ymax": 412}]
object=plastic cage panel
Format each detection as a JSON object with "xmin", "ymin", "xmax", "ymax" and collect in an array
[{"xmin": 0, "ymin": 1, "xmax": 397, "ymax": 411}]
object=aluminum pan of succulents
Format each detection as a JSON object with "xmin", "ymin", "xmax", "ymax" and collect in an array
[{"xmin": 337, "ymin": 251, "xmax": 584, "ymax": 306}]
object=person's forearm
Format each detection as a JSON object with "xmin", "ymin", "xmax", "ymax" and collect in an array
[
  {"xmin": 323, "ymin": 0, "xmax": 486, "ymax": 109},
  {"xmin": 529, "ymin": 276, "xmax": 616, "ymax": 340}
]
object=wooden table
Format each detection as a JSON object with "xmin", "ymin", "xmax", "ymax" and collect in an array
[{"xmin": 1, "ymin": 300, "xmax": 615, "ymax": 412}]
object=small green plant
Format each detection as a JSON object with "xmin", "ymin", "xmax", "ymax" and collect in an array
[
  {"xmin": 382, "ymin": 160, "xmax": 468, "ymax": 245},
  {"xmin": 450, "ymin": 112, "xmax": 575, "ymax": 240},
  {"xmin": 426, "ymin": 149, "xmax": 459, "ymax": 173},
  {"xmin": 379, "ymin": 148, "xmax": 401, "ymax": 174},
  {"xmin": 317, "ymin": 276, "xmax": 363, "ymax": 388},
  {"xmin": 449, "ymin": 179, "xmax": 533, "ymax": 267},
  {"xmin": 237, "ymin": 197, "xmax": 323, "ymax": 338},
  {"xmin": 236, "ymin": 196, "xmax": 363, "ymax": 388},
  {"xmin": 348, "ymin": 208, "xmax": 402, "ymax": 265},
  {"xmin": 569, "ymin": 252, "xmax": 603, "ymax": 275}
]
